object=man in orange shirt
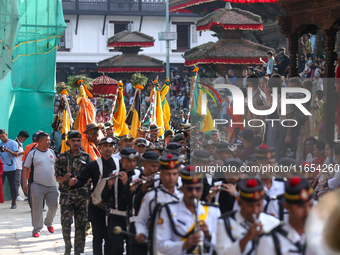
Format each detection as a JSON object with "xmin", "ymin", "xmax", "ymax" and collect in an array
[{"xmin": 22, "ymin": 132, "xmax": 39, "ymax": 202}]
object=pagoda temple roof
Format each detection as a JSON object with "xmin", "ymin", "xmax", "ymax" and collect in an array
[
  {"xmin": 169, "ymin": 0, "xmax": 279, "ymax": 13},
  {"xmin": 97, "ymin": 53, "xmax": 164, "ymax": 73},
  {"xmin": 183, "ymin": 38, "xmax": 273, "ymax": 66},
  {"xmin": 196, "ymin": 5, "xmax": 263, "ymax": 31},
  {"xmin": 107, "ymin": 30, "xmax": 155, "ymax": 48}
]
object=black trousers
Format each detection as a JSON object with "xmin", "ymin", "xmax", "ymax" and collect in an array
[
  {"xmin": 91, "ymin": 218, "xmax": 112, "ymax": 255},
  {"xmin": 2, "ymin": 170, "xmax": 17, "ymax": 202},
  {"xmin": 128, "ymin": 222, "xmax": 147, "ymax": 255},
  {"xmin": 108, "ymin": 214, "xmax": 128, "ymax": 255}
]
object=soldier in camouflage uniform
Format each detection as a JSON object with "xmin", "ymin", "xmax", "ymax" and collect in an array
[
  {"xmin": 148, "ymin": 123, "xmax": 165, "ymax": 148},
  {"xmin": 134, "ymin": 138, "xmax": 148, "ymax": 169},
  {"xmin": 190, "ymin": 122, "xmax": 206, "ymax": 151},
  {"xmin": 55, "ymin": 131, "xmax": 92, "ymax": 255},
  {"xmin": 172, "ymin": 133, "xmax": 189, "ymax": 165}
]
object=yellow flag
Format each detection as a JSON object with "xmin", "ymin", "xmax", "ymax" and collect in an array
[
  {"xmin": 161, "ymin": 84, "xmax": 171, "ymax": 131},
  {"xmin": 155, "ymin": 88, "xmax": 165, "ymax": 137},
  {"xmin": 61, "ymin": 110, "xmax": 70, "ymax": 153},
  {"xmin": 112, "ymin": 86, "xmax": 129, "ymax": 136}
]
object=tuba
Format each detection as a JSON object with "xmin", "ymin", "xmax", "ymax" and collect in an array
[{"xmin": 305, "ymin": 189, "xmax": 340, "ymax": 255}]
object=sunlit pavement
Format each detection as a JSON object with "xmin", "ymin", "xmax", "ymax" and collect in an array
[{"xmin": 0, "ymin": 198, "xmax": 94, "ymax": 255}]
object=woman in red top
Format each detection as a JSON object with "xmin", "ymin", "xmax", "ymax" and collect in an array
[{"xmin": 0, "ymin": 158, "xmax": 4, "ymax": 203}]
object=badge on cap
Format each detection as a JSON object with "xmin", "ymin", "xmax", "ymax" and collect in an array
[
  {"xmin": 168, "ymin": 160, "xmax": 176, "ymax": 169},
  {"xmin": 107, "ymin": 137, "xmax": 113, "ymax": 143},
  {"xmin": 129, "ymin": 154, "xmax": 135, "ymax": 159},
  {"xmin": 192, "ymin": 174, "xmax": 199, "ymax": 184},
  {"xmin": 253, "ymin": 191, "xmax": 261, "ymax": 200},
  {"xmin": 299, "ymin": 189, "xmax": 309, "ymax": 201},
  {"xmin": 266, "ymin": 151, "xmax": 273, "ymax": 159}
]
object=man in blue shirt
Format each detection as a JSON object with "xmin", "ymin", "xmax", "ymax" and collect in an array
[
  {"xmin": 0, "ymin": 129, "xmax": 19, "ymax": 209},
  {"xmin": 225, "ymin": 69, "xmax": 237, "ymax": 85}
]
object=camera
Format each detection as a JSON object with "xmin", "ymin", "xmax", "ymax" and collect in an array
[{"xmin": 0, "ymin": 145, "xmax": 5, "ymax": 152}]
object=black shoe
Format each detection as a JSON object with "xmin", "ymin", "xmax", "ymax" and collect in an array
[
  {"xmin": 11, "ymin": 203, "xmax": 17, "ymax": 209},
  {"xmin": 64, "ymin": 247, "xmax": 71, "ymax": 255}
]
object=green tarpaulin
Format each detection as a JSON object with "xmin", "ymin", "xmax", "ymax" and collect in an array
[{"xmin": 0, "ymin": 0, "xmax": 66, "ymax": 139}]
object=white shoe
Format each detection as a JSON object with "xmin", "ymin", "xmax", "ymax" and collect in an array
[{"xmin": 16, "ymin": 195, "xmax": 24, "ymax": 201}]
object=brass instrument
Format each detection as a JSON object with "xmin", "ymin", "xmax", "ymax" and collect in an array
[
  {"xmin": 193, "ymin": 198, "xmax": 204, "ymax": 255},
  {"xmin": 305, "ymin": 189, "xmax": 340, "ymax": 255}
]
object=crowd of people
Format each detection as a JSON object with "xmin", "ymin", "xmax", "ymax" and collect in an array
[{"xmin": 0, "ymin": 41, "xmax": 339, "ymax": 255}]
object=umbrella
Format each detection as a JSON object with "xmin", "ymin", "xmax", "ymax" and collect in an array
[{"xmin": 91, "ymin": 75, "xmax": 118, "ymax": 98}]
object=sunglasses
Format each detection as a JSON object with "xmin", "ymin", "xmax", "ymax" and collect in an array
[{"xmin": 185, "ymin": 186, "xmax": 202, "ymax": 193}]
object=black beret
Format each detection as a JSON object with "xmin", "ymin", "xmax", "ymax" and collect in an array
[
  {"xmin": 231, "ymin": 138, "xmax": 243, "ymax": 146},
  {"xmin": 223, "ymin": 158, "xmax": 244, "ymax": 169},
  {"xmin": 239, "ymin": 129, "xmax": 254, "ymax": 141},
  {"xmin": 202, "ymin": 139, "xmax": 218, "ymax": 148},
  {"xmin": 215, "ymin": 142, "xmax": 231, "ymax": 153},
  {"xmin": 278, "ymin": 157, "xmax": 296, "ymax": 167},
  {"xmin": 165, "ymin": 142, "xmax": 183, "ymax": 154},
  {"xmin": 140, "ymin": 151, "xmax": 160, "ymax": 162},
  {"xmin": 164, "ymin": 129, "xmax": 174, "ymax": 138},
  {"xmin": 284, "ymin": 177, "xmax": 313, "ymax": 204},
  {"xmin": 67, "ymin": 130, "xmax": 82, "ymax": 139},
  {"xmin": 191, "ymin": 150, "xmax": 213, "ymax": 162},
  {"xmin": 146, "ymin": 143, "xmax": 163, "ymax": 152},
  {"xmin": 172, "ymin": 133, "xmax": 186, "ymax": 142},
  {"xmin": 119, "ymin": 134, "xmax": 134, "ymax": 141},
  {"xmin": 120, "ymin": 147, "xmax": 139, "ymax": 159},
  {"xmin": 98, "ymin": 137, "xmax": 115, "ymax": 145},
  {"xmin": 160, "ymin": 153, "xmax": 180, "ymax": 170},
  {"xmin": 238, "ymin": 178, "xmax": 264, "ymax": 202}
]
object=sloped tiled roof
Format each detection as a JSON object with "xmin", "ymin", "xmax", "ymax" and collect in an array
[
  {"xmin": 196, "ymin": 6, "xmax": 263, "ymax": 31},
  {"xmin": 107, "ymin": 30, "xmax": 155, "ymax": 48},
  {"xmin": 97, "ymin": 53, "xmax": 164, "ymax": 73},
  {"xmin": 183, "ymin": 38, "xmax": 273, "ymax": 66}
]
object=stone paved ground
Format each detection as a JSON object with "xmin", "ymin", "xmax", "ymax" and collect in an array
[{"xmin": 0, "ymin": 198, "xmax": 93, "ymax": 255}]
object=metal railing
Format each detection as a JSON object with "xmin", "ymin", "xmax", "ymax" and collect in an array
[{"xmin": 62, "ymin": 0, "xmax": 168, "ymax": 15}]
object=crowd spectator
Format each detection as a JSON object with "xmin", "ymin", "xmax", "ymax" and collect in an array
[
  {"xmin": 0, "ymin": 129, "xmax": 19, "ymax": 209},
  {"xmin": 23, "ymin": 132, "xmax": 58, "ymax": 237},
  {"xmin": 14, "ymin": 130, "xmax": 29, "ymax": 201}
]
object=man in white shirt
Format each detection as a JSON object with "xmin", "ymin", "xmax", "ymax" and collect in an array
[
  {"xmin": 14, "ymin": 131, "xmax": 29, "ymax": 201},
  {"xmin": 256, "ymin": 177, "xmax": 314, "ymax": 255},
  {"xmin": 23, "ymin": 132, "xmax": 59, "ymax": 237},
  {"xmin": 126, "ymin": 79, "xmax": 132, "ymax": 94},
  {"xmin": 216, "ymin": 178, "xmax": 279, "ymax": 255},
  {"xmin": 156, "ymin": 165, "xmax": 221, "ymax": 255}
]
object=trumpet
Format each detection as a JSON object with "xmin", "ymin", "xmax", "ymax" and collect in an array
[
  {"xmin": 130, "ymin": 177, "xmax": 161, "ymax": 187},
  {"xmin": 193, "ymin": 198, "xmax": 204, "ymax": 255}
]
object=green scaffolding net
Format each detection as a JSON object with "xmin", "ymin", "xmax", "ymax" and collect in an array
[{"xmin": 0, "ymin": 0, "xmax": 66, "ymax": 139}]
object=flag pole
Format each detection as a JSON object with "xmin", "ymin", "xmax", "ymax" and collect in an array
[{"xmin": 187, "ymin": 66, "xmax": 199, "ymax": 123}]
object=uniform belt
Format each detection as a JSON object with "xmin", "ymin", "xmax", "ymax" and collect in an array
[
  {"xmin": 110, "ymin": 209, "xmax": 127, "ymax": 217},
  {"xmin": 129, "ymin": 216, "xmax": 137, "ymax": 223}
]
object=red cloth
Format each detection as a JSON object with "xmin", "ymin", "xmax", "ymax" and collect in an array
[{"xmin": 0, "ymin": 158, "xmax": 4, "ymax": 203}]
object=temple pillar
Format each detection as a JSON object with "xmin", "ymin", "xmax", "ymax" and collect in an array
[
  {"xmin": 288, "ymin": 35, "xmax": 299, "ymax": 77},
  {"xmin": 336, "ymin": 30, "xmax": 340, "ymax": 53},
  {"xmin": 314, "ymin": 30, "xmax": 323, "ymax": 58},
  {"xmin": 321, "ymin": 29, "xmax": 336, "ymax": 142}
]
